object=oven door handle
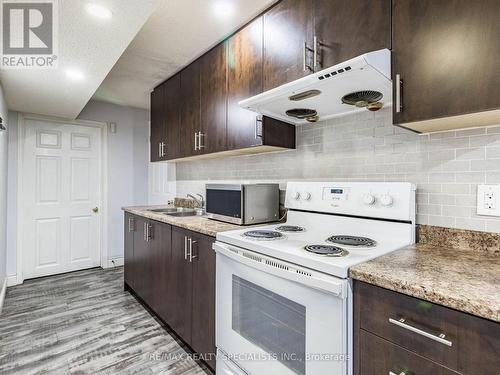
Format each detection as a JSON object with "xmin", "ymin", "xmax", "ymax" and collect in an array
[{"xmin": 214, "ymin": 242, "xmax": 345, "ymax": 297}]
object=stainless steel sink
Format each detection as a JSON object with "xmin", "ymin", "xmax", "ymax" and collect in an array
[
  {"xmin": 149, "ymin": 207, "xmax": 204, "ymax": 217},
  {"xmin": 165, "ymin": 211, "xmax": 201, "ymax": 217},
  {"xmin": 149, "ymin": 208, "xmax": 179, "ymax": 213}
]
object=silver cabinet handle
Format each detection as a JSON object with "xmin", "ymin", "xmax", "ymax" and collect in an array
[
  {"xmin": 147, "ymin": 224, "xmax": 152, "ymax": 241},
  {"xmin": 188, "ymin": 238, "xmax": 198, "ymax": 262},
  {"xmin": 313, "ymin": 35, "xmax": 321, "ymax": 69},
  {"xmin": 194, "ymin": 132, "xmax": 198, "ymax": 151},
  {"xmin": 388, "ymin": 318, "xmax": 452, "ymax": 347},
  {"xmin": 128, "ymin": 217, "xmax": 134, "ymax": 232},
  {"xmin": 303, "ymin": 42, "xmax": 313, "ymax": 72},
  {"xmin": 198, "ymin": 132, "xmax": 204, "ymax": 149},
  {"xmin": 255, "ymin": 116, "xmax": 263, "ymax": 139},
  {"xmin": 158, "ymin": 142, "xmax": 162, "ymax": 158},
  {"xmin": 160, "ymin": 142, "xmax": 166, "ymax": 157},
  {"xmin": 395, "ymin": 73, "xmax": 403, "ymax": 113},
  {"xmin": 389, "ymin": 372, "xmax": 406, "ymax": 375},
  {"xmin": 184, "ymin": 236, "xmax": 188, "ymax": 260},
  {"xmin": 144, "ymin": 223, "xmax": 151, "ymax": 242}
]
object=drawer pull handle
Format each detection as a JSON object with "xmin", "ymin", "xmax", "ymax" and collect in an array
[
  {"xmin": 389, "ymin": 317, "xmax": 452, "ymax": 347},
  {"xmin": 389, "ymin": 372, "xmax": 406, "ymax": 375}
]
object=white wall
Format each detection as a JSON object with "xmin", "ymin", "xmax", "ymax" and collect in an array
[
  {"xmin": 176, "ymin": 108, "xmax": 500, "ymax": 233},
  {"xmin": 5, "ymin": 100, "xmax": 149, "ymax": 280},
  {"xmin": 0, "ymin": 83, "xmax": 8, "ymax": 289},
  {"xmin": 78, "ymin": 100, "xmax": 149, "ymax": 258}
]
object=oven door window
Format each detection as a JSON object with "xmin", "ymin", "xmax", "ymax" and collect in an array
[
  {"xmin": 232, "ymin": 275, "xmax": 305, "ymax": 375},
  {"xmin": 206, "ymin": 189, "xmax": 241, "ymax": 218}
]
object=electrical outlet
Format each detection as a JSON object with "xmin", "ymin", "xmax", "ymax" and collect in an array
[{"xmin": 477, "ymin": 184, "xmax": 500, "ymax": 216}]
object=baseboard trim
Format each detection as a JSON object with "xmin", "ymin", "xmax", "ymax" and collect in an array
[
  {"xmin": 0, "ymin": 278, "xmax": 7, "ymax": 314},
  {"xmin": 6, "ymin": 275, "xmax": 19, "ymax": 287},
  {"xmin": 107, "ymin": 256, "xmax": 124, "ymax": 268}
]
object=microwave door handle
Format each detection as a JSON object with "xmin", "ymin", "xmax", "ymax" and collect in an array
[{"xmin": 214, "ymin": 242, "xmax": 345, "ymax": 297}]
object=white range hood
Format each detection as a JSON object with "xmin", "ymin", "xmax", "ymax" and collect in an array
[{"xmin": 239, "ymin": 49, "xmax": 392, "ymax": 125}]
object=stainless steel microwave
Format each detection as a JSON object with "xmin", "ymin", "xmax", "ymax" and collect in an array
[{"xmin": 206, "ymin": 184, "xmax": 280, "ymax": 225}]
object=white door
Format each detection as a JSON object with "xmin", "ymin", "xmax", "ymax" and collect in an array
[{"xmin": 22, "ymin": 118, "xmax": 102, "ymax": 279}]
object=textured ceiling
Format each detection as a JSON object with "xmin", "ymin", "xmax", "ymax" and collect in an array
[
  {"xmin": 0, "ymin": 0, "xmax": 158, "ymax": 119},
  {"xmin": 92, "ymin": 0, "xmax": 277, "ymax": 110}
]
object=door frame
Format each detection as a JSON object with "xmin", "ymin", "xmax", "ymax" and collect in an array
[{"xmin": 16, "ymin": 113, "xmax": 109, "ymax": 284}]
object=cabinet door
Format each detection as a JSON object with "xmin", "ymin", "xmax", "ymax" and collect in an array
[
  {"xmin": 191, "ymin": 233, "xmax": 216, "ymax": 369},
  {"xmin": 200, "ymin": 43, "xmax": 227, "ymax": 154},
  {"xmin": 124, "ymin": 213, "xmax": 135, "ymax": 289},
  {"xmin": 392, "ymin": 0, "xmax": 500, "ymax": 125},
  {"xmin": 132, "ymin": 216, "xmax": 150, "ymax": 302},
  {"xmin": 149, "ymin": 221, "xmax": 172, "ymax": 322},
  {"xmin": 314, "ymin": 0, "xmax": 390, "ymax": 70},
  {"xmin": 150, "ymin": 85, "xmax": 165, "ymax": 162},
  {"xmin": 169, "ymin": 227, "xmax": 193, "ymax": 342},
  {"xmin": 164, "ymin": 74, "xmax": 181, "ymax": 160},
  {"xmin": 263, "ymin": 0, "xmax": 313, "ymax": 91},
  {"xmin": 360, "ymin": 330, "xmax": 459, "ymax": 375},
  {"xmin": 227, "ymin": 17, "xmax": 264, "ymax": 150},
  {"xmin": 180, "ymin": 60, "xmax": 201, "ymax": 157}
]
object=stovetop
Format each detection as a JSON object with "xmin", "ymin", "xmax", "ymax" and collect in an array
[{"xmin": 216, "ymin": 210, "xmax": 414, "ymax": 278}]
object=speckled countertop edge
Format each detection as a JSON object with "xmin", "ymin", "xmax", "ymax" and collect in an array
[
  {"xmin": 349, "ymin": 244, "xmax": 500, "ymax": 322},
  {"xmin": 122, "ymin": 205, "xmax": 258, "ymax": 237}
]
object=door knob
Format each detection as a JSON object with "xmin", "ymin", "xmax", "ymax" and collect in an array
[{"xmin": 92, "ymin": 207, "xmax": 99, "ymax": 213}]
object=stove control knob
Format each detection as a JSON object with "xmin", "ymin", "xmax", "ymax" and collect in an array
[
  {"xmin": 380, "ymin": 194, "xmax": 393, "ymax": 207},
  {"xmin": 363, "ymin": 194, "xmax": 376, "ymax": 205},
  {"xmin": 302, "ymin": 192, "xmax": 311, "ymax": 201},
  {"xmin": 291, "ymin": 192, "xmax": 301, "ymax": 200}
]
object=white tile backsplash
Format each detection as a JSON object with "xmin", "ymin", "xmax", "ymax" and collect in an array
[{"xmin": 175, "ymin": 108, "xmax": 500, "ymax": 232}]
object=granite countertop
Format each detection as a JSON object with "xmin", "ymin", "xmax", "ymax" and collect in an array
[
  {"xmin": 122, "ymin": 205, "xmax": 256, "ymax": 237},
  {"xmin": 349, "ymin": 243, "xmax": 500, "ymax": 322}
]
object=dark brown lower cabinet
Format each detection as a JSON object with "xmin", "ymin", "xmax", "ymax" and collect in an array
[
  {"xmin": 354, "ymin": 280, "xmax": 500, "ymax": 375},
  {"xmin": 124, "ymin": 213, "xmax": 135, "ymax": 290},
  {"xmin": 149, "ymin": 221, "xmax": 172, "ymax": 322},
  {"xmin": 131, "ymin": 215, "xmax": 150, "ymax": 302},
  {"xmin": 360, "ymin": 330, "xmax": 459, "ymax": 375},
  {"xmin": 124, "ymin": 213, "xmax": 216, "ymax": 370},
  {"xmin": 191, "ymin": 233, "xmax": 217, "ymax": 369},
  {"xmin": 169, "ymin": 226, "xmax": 194, "ymax": 341}
]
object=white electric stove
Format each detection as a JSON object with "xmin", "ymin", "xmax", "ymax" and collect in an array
[{"xmin": 214, "ymin": 182, "xmax": 416, "ymax": 375}]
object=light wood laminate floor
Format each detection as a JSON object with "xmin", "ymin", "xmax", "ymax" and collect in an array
[{"xmin": 0, "ymin": 267, "xmax": 210, "ymax": 375}]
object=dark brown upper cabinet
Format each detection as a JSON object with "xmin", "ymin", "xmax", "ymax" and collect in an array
[
  {"xmin": 263, "ymin": 0, "xmax": 313, "ymax": 91},
  {"xmin": 180, "ymin": 60, "xmax": 201, "ymax": 157},
  {"xmin": 313, "ymin": 0, "xmax": 391, "ymax": 70},
  {"xmin": 392, "ymin": 0, "xmax": 500, "ymax": 132},
  {"xmin": 262, "ymin": 0, "xmax": 391, "ymax": 91},
  {"xmin": 150, "ymin": 84, "xmax": 165, "ymax": 162},
  {"xmin": 163, "ymin": 74, "xmax": 181, "ymax": 160},
  {"xmin": 227, "ymin": 17, "xmax": 264, "ymax": 150},
  {"xmin": 200, "ymin": 43, "xmax": 228, "ymax": 154}
]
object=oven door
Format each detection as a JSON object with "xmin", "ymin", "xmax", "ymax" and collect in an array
[
  {"xmin": 215, "ymin": 241, "xmax": 349, "ymax": 375},
  {"xmin": 206, "ymin": 184, "xmax": 243, "ymax": 224}
]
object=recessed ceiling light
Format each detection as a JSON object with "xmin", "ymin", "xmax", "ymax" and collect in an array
[
  {"xmin": 86, "ymin": 3, "xmax": 112, "ymax": 19},
  {"xmin": 65, "ymin": 68, "xmax": 85, "ymax": 81},
  {"xmin": 213, "ymin": 2, "xmax": 234, "ymax": 17}
]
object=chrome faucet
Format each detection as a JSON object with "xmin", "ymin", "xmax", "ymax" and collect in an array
[{"xmin": 187, "ymin": 194, "xmax": 204, "ymax": 208}]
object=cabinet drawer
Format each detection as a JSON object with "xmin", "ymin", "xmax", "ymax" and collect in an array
[
  {"xmin": 360, "ymin": 330, "xmax": 459, "ymax": 375},
  {"xmin": 355, "ymin": 282, "xmax": 460, "ymax": 370}
]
